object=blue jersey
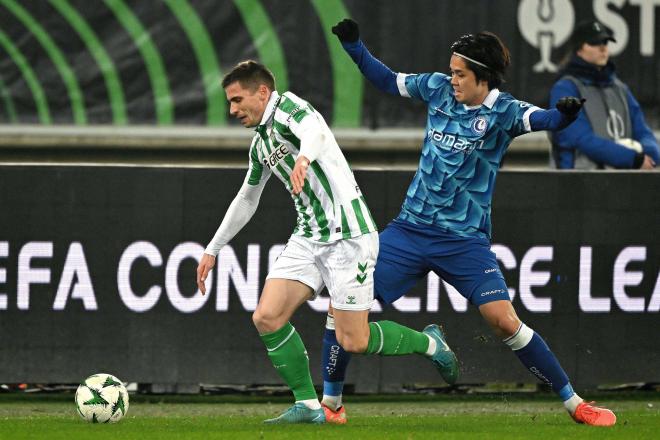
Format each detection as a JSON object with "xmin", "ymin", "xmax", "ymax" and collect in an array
[
  {"xmin": 341, "ymin": 40, "xmax": 570, "ymax": 239},
  {"xmin": 397, "ymin": 72, "xmax": 539, "ymax": 238}
]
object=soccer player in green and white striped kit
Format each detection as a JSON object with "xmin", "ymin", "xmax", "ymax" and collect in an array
[{"xmin": 196, "ymin": 60, "xmax": 459, "ymax": 424}]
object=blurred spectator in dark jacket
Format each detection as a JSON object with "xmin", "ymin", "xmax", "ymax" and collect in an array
[{"xmin": 549, "ymin": 19, "xmax": 659, "ymax": 169}]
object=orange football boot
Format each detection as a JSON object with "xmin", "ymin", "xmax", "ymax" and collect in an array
[
  {"xmin": 571, "ymin": 401, "xmax": 616, "ymax": 426},
  {"xmin": 321, "ymin": 403, "xmax": 347, "ymax": 425}
]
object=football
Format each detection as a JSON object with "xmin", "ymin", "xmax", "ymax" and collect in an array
[{"xmin": 75, "ymin": 373, "xmax": 129, "ymax": 423}]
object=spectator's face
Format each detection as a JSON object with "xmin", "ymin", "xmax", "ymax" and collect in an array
[
  {"xmin": 225, "ymin": 82, "xmax": 269, "ymax": 127},
  {"xmin": 449, "ymin": 55, "xmax": 489, "ymax": 106},
  {"xmin": 577, "ymin": 41, "xmax": 610, "ymax": 67}
]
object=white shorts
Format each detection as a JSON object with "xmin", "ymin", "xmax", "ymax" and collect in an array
[{"xmin": 267, "ymin": 232, "xmax": 378, "ymax": 311}]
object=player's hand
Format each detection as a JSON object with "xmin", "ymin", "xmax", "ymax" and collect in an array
[
  {"xmin": 556, "ymin": 96, "xmax": 585, "ymax": 117},
  {"xmin": 290, "ymin": 155, "xmax": 310, "ymax": 195},
  {"xmin": 197, "ymin": 253, "xmax": 216, "ymax": 295},
  {"xmin": 332, "ymin": 18, "xmax": 359, "ymax": 43}
]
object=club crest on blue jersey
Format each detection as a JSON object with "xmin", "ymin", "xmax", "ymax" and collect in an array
[{"xmin": 471, "ymin": 116, "xmax": 489, "ymax": 136}]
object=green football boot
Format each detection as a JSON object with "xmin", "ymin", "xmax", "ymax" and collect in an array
[
  {"xmin": 263, "ymin": 402, "xmax": 326, "ymax": 424},
  {"xmin": 423, "ymin": 324, "xmax": 459, "ymax": 385}
]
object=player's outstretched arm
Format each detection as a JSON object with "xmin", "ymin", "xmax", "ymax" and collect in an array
[
  {"xmin": 197, "ymin": 178, "xmax": 266, "ymax": 294},
  {"xmin": 332, "ymin": 18, "xmax": 400, "ymax": 95},
  {"xmin": 529, "ymin": 96, "xmax": 585, "ymax": 132}
]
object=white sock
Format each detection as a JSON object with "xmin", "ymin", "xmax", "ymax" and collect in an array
[
  {"xmin": 321, "ymin": 394, "xmax": 342, "ymax": 410},
  {"xmin": 563, "ymin": 393, "xmax": 583, "ymax": 414},
  {"xmin": 425, "ymin": 334, "xmax": 437, "ymax": 356},
  {"xmin": 298, "ymin": 399, "xmax": 321, "ymax": 410}
]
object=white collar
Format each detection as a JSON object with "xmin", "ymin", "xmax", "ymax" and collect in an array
[
  {"xmin": 257, "ymin": 90, "xmax": 280, "ymax": 126},
  {"xmin": 463, "ymin": 88, "xmax": 500, "ymax": 110}
]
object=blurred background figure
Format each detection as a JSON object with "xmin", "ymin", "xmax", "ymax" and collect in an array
[{"xmin": 548, "ymin": 19, "xmax": 659, "ymax": 170}]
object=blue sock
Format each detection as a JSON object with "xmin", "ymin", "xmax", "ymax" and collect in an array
[
  {"xmin": 504, "ymin": 323, "xmax": 573, "ymax": 400},
  {"xmin": 321, "ymin": 326, "xmax": 351, "ymax": 403}
]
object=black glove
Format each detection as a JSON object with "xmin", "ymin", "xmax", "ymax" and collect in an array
[
  {"xmin": 332, "ymin": 18, "xmax": 359, "ymax": 43},
  {"xmin": 556, "ymin": 96, "xmax": 585, "ymax": 117}
]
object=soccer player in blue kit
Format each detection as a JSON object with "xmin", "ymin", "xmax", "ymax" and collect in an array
[{"xmin": 318, "ymin": 19, "xmax": 616, "ymax": 427}]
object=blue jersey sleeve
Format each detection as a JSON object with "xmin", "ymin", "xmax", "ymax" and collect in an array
[
  {"xmin": 496, "ymin": 96, "xmax": 541, "ymax": 138},
  {"xmin": 403, "ymin": 73, "xmax": 451, "ymax": 103},
  {"xmin": 341, "ymin": 40, "xmax": 400, "ymax": 95}
]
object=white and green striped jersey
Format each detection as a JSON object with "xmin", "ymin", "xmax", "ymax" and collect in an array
[{"xmin": 246, "ymin": 91, "xmax": 377, "ymax": 243}]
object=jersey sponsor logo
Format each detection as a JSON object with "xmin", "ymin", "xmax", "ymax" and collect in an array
[
  {"xmin": 470, "ymin": 116, "xmax": 489, "ymax": 136},
  {"xmin": 428, "ymin": 128, "xmax": 484, "ymax": 155},
  {"xmin": 484, "ymin": 268, "xmax": 497, "ymax": 274},
  {"xmin": 262, "ymin": 144, "xmax": 290, "ymax": 169}
]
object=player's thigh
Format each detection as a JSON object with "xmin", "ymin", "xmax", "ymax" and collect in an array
[
  {"xmin": 255, "ymin": 278, "xmax": 315, "ymax": 327},
  {"xmin": 266, "ymin": 235, "xmax": 325, "ymax": 297},
  {"xmin": 318, "ymin": 232, "xmax": 378, "ymax": 311},
  {"xmin": 428, "ymin": 236, "xmax": 510, "ymax": 306},
  {"xmin": 374, "ymin": 224, "xmax": 428, "ymax": 305},
  {"xmin": 256, "ymin": 236, "xmax": 323, "ymax": 330}
]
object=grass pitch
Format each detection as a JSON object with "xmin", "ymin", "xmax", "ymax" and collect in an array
[{"xmin": 0, "ymin": 393, "xmax": 657, "ymax": 439}]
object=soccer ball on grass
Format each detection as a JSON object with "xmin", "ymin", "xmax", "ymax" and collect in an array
[{"xmin": 75, "ymin": 373, "xmax": 129, "ymax": 423}]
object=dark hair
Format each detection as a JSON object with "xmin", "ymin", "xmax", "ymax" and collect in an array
[
  {"xmin": 221, "ymin": 60, "xmax": 275, "ymax": 91},
  {"xmin": 450, "ymin": 32, "xmax": 510, "ymax": 89}
]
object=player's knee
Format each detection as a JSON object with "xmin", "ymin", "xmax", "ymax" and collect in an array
[
  {"xmin": 252, "ymin": 309, "xmax": 283, "ymax": 333},
  {"xmin": 336, "ymin": 332, "xmax": 368, "ymax": 354},
  {"xmin": 493, "ymin": 314, "xmax": 521, "ymax": 339}
]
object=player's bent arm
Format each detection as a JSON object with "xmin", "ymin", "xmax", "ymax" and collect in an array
[
  {"xmin": 203, "ymin": 178, "xmax": 266, "ymax": 256},
  {"xmin": 289, "ymin": 116, "xmax": 325, "ymax": 194},
  {"xmin": 341, "ymin": 40, "xmax": 400, "ymax": 95},
  {"xmin": 296, "ymin": 115, "xmax": 326, "ymax": 163}
]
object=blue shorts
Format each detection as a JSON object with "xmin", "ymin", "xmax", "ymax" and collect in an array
[{"xmin": 374, "ymin": 219, "xmax": 510, "ymax": 307}]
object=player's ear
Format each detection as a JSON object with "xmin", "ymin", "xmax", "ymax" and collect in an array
[{"xmin": 258, "ymin": 84, "xmax": 270, "ymax": 99}]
